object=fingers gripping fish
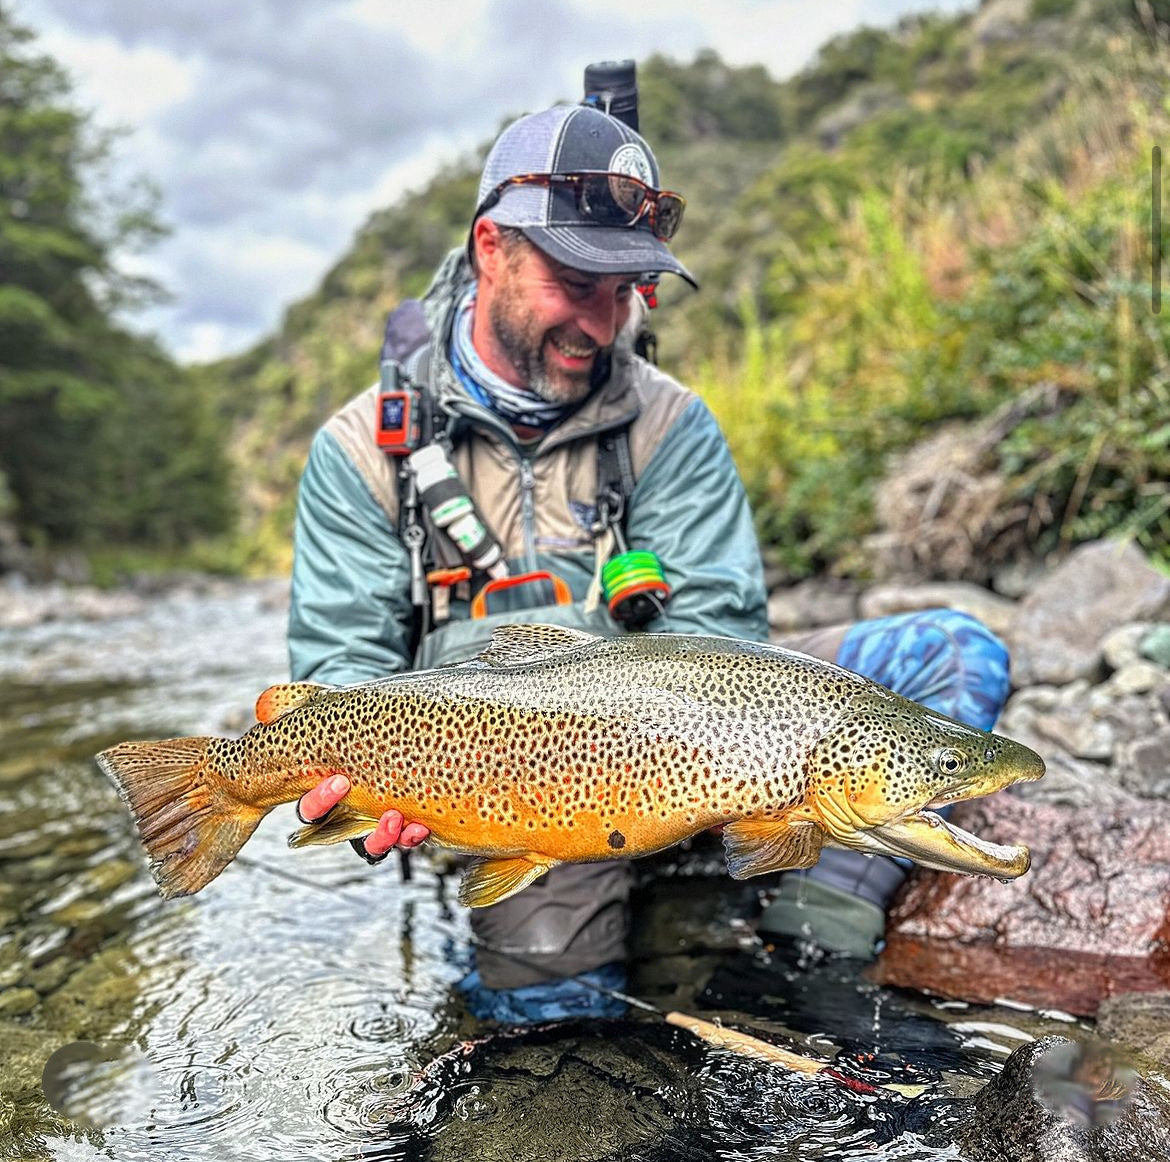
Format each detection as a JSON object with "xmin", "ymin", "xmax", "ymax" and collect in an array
[{"xmin": 97, "ymin": 625, "xmax": 1045, "ymax": 909}]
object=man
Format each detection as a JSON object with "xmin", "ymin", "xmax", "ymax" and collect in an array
[{"xmin": 288, "ymin": 103, "xmax": 1011, "ymax": 1022}]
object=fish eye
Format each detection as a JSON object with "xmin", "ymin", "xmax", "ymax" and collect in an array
[
  {"xmin": 983, "ymin": 747, "xmax": 995, "ymax": 763},
  {"xmin": 935, "ymin": 747, "xmax": 968, "ymax": 776}
]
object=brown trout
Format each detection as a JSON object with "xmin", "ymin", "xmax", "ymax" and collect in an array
[{"xmin": 97, "ymin": 625, "xmax": 1045, "ymax": 908}]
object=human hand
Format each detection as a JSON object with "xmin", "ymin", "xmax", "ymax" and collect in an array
[{"xmin": 296, "ymin": 775, "xmax": 430, "ymax": 861}]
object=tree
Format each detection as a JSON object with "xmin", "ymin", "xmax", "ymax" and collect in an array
[{"xmin": 0, "ymin": 6, "xmax": 233, "ymax": 552}]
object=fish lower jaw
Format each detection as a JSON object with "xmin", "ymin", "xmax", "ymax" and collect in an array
[
  {"xmin": 925, "ymin": 782, "xmax": 1014, "ymax": 810},
  {"xmin": 860, "ymin": 809, "xmax": 1032, "ymax": 881}
]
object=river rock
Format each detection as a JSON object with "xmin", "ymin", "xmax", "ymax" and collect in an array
[
  {"xmin": 1101, "ymin": 624, "xmax": 1152, "ymax": 672},
  {"xmin": 993, "ymin": 557, "xmax": 1050, "ymax": 599},
  {"xmin": 1012, "ymin": 752, "xmax": 1135, "ymax": 810},
  {"xmin": 1104, "ymin": 661, "xmax": 1167, "ymax": 697},
  {"xmin": 996, "ymin": 683, "xmax": 1137, "ymax": 808},
  {"xmin": 857, "ymin": 581, "xmax": 1017, "ymax": 638},
  {"xmin": 1007, "ymin": 541, "xmax": 1170, "ymax": 687},
  {"xmin": 0, "ymin": 578, "xmax": 144, "ymax": 629},
  {"xmin": 1142, "ymin": 624, "xmax": 1170, "ymax": 668},
  {"xmin": 872, "ymin": 797, "xmax": 1170, "ymax": 1015},
  {"xmin": 960, "ymin": 1036, "xmax": 1170, "ymax": 1162},
  {"xmin": 1114, "ymin": 728, "xmax": 1170, "ymax": 799},
  {"xmin": 765, "ymin": 578, "xmax": 861, "ymax": 632},
  {"xmin": 0, "ymin": 987, "xmax": 40, "ymax": 1017}
]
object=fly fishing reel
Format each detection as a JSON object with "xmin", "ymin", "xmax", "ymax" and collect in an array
[{"xmin": 597, "ymin": 487, "xmax": 671, "ymax": 629}]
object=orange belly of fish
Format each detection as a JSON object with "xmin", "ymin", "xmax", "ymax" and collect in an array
[{"xmin": 339, "ymin": 773, "xmax": 728, "ymax": 863}]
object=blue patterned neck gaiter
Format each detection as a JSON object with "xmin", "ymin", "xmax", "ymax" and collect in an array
[{"xmin": 449, "ymin": 287, "xmax": 574, "ymax": 435}]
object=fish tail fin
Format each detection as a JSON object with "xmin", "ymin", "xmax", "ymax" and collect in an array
[{"xmin": 97, "ymin": 737, "xmax": 265, "ymax": 899}]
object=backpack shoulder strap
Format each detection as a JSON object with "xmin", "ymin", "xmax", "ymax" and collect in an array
[{"xmin": 596, "ymin": 422, "xmax": 636, "ymax": 533}]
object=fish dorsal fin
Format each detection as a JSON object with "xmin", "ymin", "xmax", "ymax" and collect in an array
[
  {"xmin": 255, "ymin": 681, "xmax": 334, "ymax": 724},
  {"xmin": 478, "ymin": 624, "xmax": 603, "ymax": 668}
]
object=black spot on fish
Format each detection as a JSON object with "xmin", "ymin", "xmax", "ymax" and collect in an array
[{"xmin": 608, "ymin": 829, "xmax": 626, "ymax": 850}]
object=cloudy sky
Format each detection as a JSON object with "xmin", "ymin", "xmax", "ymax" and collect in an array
[{"xmin": 14, "ymin": 0, "xmax": 972, "ymax": 364}]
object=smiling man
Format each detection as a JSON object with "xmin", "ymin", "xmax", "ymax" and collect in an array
[
  {"xmin": 286, "ymin": 103, "xmax": 1014, "ymax": 1024},
  {"xmin": 288, "ymin": 103, "xmax": 770, "ymax": 1021}
]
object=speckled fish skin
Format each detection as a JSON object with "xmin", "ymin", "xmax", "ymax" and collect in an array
[{"xmin": 96, "ymin": 624, "xmax": 1046, "ymax": 906}]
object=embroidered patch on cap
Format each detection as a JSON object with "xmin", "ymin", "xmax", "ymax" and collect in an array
[{"xmin": 609, "ymin": 143, "xmax": 653, "ymax": 184}]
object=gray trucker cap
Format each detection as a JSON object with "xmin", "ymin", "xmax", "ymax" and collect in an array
[{"xmin": 472, "ymin": 105, "xmax": 697, "ymax": 287}]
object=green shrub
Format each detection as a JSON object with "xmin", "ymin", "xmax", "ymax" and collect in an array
[{"xmin": 694, "ymin": 63, "xmax": 1170, "ymax": 577}]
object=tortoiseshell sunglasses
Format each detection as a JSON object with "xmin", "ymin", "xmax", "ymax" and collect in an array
[{"xmin": 474, "ymin": 171, "xmax": 686, "ymax": 241}]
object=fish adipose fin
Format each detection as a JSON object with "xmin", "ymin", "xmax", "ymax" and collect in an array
[
  {"xmin": 723, "ymin": 818, "xmax": 823, "ymax": 879},
  {"xmin": 255, "ymin": 681, "xmax": 334, "ymax": 724},
  {"xmin": 287, "ymin": 801, "xmax": 382, "ymax": 848},
  {"xmin": 478, "ymin": 624, "xmax": 602, "ymax": 668},
  {"xmin": 97, "ymin": 738, "xmax": 264, "ymax": 899},
  {"xmin": 458, "ymin": 854, "xmax": 559, "ymax": 907}
]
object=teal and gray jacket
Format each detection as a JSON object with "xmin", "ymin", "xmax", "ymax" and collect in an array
[{"xmin": 288, "ymin": 250, "xmax": 769, "ymax": 683}]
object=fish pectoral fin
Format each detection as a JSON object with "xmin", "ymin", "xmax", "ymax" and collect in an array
[
  {"xmin": 722, "ymin": 819, "xmax": 823, "ymax": 879},
  {"xmin": 255, "ymin": 681, "xmax": 335, "ymax": 724},
  {"xmin": 478, "ymin": 624, "xmax": 601, "ymax": 668},
  {"xmin": 458, "ymin": 854, "xmax": 559, "ymax": 908},
  {"xmin": 287, "ymin": 801, "xmax": 382, "ymax": 849}
]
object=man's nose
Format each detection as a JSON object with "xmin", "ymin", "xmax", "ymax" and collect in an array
[{"xmin": 576, "ymin": 289, "xmax": 625, "ymax": 347}]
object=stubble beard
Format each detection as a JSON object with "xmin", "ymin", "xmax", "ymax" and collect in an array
[{"xmin": 488, "ymin": 283, "xmax": 597, "ymax": 406}]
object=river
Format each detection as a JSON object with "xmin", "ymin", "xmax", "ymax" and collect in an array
[{"xmin": 0, "ymin": 580, "xmax": 1085, "ymax": 1161}]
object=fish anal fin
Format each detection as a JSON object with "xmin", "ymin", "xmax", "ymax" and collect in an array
[
  {"xmin": 723, "ymin": 818, "xmax": 823, "ymax": 879},
  {"xmin": 478, "ymin": 624, "xmax": 602, "ymax": 668},
  {"xmin": 255, "ymin": 681, "xmax": 334, "ymax": 724},
  {"xmin": 458, "ymin": 854, "xmax": 558, "ymax": 907},
  {"xmin": 287, "ymin": 801, "xmax": 381, "ymax": 848}
]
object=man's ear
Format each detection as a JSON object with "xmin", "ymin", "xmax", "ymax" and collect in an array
[{"xmin": 471, "ymin": 217, "xmax": 506, "ymax": 283}]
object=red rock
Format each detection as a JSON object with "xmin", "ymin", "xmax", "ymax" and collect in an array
[{"xmin": 871, "ymin": 797, "xmax": 1170, "ymax": 1016}]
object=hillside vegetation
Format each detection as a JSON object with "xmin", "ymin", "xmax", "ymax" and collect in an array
[{"xmin": 200, "ymin": 0, "xmax": 1170, "ymax": 579}]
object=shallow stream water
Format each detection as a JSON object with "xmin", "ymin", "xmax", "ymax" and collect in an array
[{"xmin": 0, "ymin": 581, "xmax": 1088, "ymax": 1161}]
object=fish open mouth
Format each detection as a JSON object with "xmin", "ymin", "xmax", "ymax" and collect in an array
[{"xmin": 864, "ymin": 810, "xmax": 1031, "ymax": 880}]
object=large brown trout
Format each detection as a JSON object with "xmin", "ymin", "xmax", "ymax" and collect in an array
[{"xmin": 98, "ymin": 625, "xmax": 1045, "ymax": 908}]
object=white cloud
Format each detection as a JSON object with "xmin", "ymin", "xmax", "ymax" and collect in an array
[{"xmin": 12, "ymin": 0, "xmax": 975, "ymax": 363}]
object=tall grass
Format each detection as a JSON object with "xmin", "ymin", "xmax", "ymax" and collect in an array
[{"xmin": 693, "ymin": 52, "xmax": 1170, "ymax": 577}]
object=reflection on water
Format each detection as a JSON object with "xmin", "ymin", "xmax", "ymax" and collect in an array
[{"xmin": 0, "ymin": 581, "xmax": 1089, "ymax": 1160}]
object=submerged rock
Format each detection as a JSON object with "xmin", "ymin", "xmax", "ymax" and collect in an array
[
  {"xmin": 960, "ymin": 1036, "xmax": 1170, "ymax": 1162},
  {"xmin": 873, "ymin": 798, "xmax": 1170, "ymax": 1015}
]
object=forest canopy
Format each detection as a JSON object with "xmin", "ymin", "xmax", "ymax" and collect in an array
[{"xmin": 0, "ymin": 6, "xmax": 233, "ymax": 561}]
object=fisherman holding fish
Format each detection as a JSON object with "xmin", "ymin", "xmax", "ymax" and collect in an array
[
  {"xmin": 101, "ymin": 95, "xmax": 1028, "ymax": 1025},
  {"xmin": 276, "ymin": 99, "xmax": 1021, "ymax": 1023}
]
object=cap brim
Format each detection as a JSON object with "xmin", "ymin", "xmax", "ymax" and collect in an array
[{"xmin": 521, "ymin": 225, "xmax": 698, "ymax": 289}]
